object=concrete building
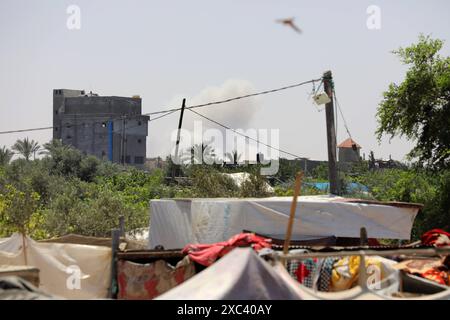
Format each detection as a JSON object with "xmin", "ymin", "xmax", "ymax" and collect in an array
[
  {"xmin": 53, "ymin": 89, "xmax": 149, "ymax": 167},
  {"xmin": 338, "ymin": 138, "xmax": 361, "ymax": 163}
]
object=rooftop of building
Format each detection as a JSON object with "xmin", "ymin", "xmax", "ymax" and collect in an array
[{"xmin": 338, "ymin": 138, "xmax": 361, "ymax": 149}]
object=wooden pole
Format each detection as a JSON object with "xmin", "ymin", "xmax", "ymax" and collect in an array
[
  {"xmin": 22, "ymin": 232, "xmax": 28, "ymax": 266},
  {"xmin": 119, "ymin": 216, "xmax": 125, "ymax": 238},
  {"xmin": 108, "ymin": 229, "xmax": 120, "ymax": 299},
  {"xmin": 323, "ymin": 71, "xmax": 339, "ymax": 195},
  {"xmin": 172, "ymin": 98, "xmax": 186, "ymax": 177},
  {"xmin": 360, "ymin": 227, "xmax": 368, "ymax": 246},
  {"xmin": 282, "ymin": 171, "xmax": 303, "ymax": 265}
]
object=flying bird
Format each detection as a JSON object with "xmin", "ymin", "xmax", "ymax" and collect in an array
[{"xmin": 276, "ymin": 17, "xmax": 302, "ymax": 34}]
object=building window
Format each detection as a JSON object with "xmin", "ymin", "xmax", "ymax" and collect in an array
[
  {"xmin": 134, "ymin": 156, "xmax": 144, "ymax": 164},
  {"xmin": 54, "ymin": 127, "xmax": 58, "ymax": 131},
  {"xmin": 66, "ymin": 135, "xmax": 72, "ymax": 139},
  {"xmin": 55, "ymin": 110, "xmax": 58, "ymax": 115},
  {"xmin": 138, "ymin": 121, "xmax": 142, "ymax": 126},
  {"xmin": 137, "ymin": 138, "xmax": 142, "ymax": 144}
]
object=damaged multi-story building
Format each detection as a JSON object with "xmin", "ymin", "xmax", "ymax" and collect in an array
[{"xmin": 53, "ymin": 89, "xmax": 149, "ymax": 167}]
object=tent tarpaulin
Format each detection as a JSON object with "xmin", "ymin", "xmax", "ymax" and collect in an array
[
  {"xmin": 158, "ymin": 248, "xmax": 450, "ymax": 300},
  {"xmin": 149, "ymin": 196, "xmax": 420, "ymax": 249},
  {"xmin": 0, "ymin": 233, "xmax": 111, "ymax": 299},
  {"xmin": 157, "ymin": 248, "xmax": 302, "ymax": 300}
]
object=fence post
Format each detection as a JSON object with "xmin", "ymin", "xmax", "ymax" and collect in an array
[{"xmin": 108, "ymin": 229, "xmax": 120, "ymax": 299}]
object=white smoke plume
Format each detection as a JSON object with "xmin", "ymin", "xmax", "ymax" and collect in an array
[{"xmin": 148, "ymin": 79, "xmax": 259, "ymax": 159}]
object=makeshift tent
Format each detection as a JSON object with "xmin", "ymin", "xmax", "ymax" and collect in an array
[
  {"xmin": 149, "ymin": 195, "xmax": 421, "ymax": 249},
  {"xmin": 0, "ymin": 233, "xmax": 111, "ymax": 299},
  {"xmin": 156, "ymin": 248, "xmax": 303, "ymax": 299},
  {"xmin": 158, "ymin": 248, "xmax": 450, "ymax": 300}
]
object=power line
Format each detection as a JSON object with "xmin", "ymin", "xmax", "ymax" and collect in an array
[
  {"xmin": 144, "ymin": 78, "xmax": 322, "ymax": 116},
  {"xmin": 0, "ymin": 110, "xmax": 175, "ymax": 136},
  {"xmin": 187, "ymin": 108, "xmax": 303, "ymax": 159},
  {"xmin": 333, "ymin": 89, "xmax": 353, "ymax": 140},
  {"xmin": 0, "ymin": 126, "xmax": 53, "ymax": 135},
  {"xmin": 0, "ymin": 77, "xmax": 321, "ymax": 136}
]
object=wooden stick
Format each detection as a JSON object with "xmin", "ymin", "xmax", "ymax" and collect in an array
[
  {"xmin": 22, "ymin": 232, "xmax": 28, "ymax": 266},
  {"xmin": 282, "ymin": 171, "xmax": 303, "ymax": 265},
  {"xmin": 108, "ymin": 229, "xmax": 120, "ymax": 299}
]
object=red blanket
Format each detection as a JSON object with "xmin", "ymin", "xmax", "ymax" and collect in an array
[
  {"xmin": 421, "ymin": 229, "xmax": 450, "ymax": 247},
  {"xmin": 182, "ymin": 233, "xmax": 272, "ymax": 266}
]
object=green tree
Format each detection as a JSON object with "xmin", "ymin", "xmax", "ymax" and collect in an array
[
  {"xmin": 12, "ymin": 138, "xmax": 40, "ymax": 161},
  {"xmin": 40, "ymin": 139, "xmax": 68, "ymax": 157},
  {"xmin": 376, "ymin": 35, "xmax": 450, "ymax": 169},
  {"xmin": 0, "ymin": 146, "xmax": 13, "ymax": 166},
  {"xmin": 0, "ymin": 183, "xmax": 42, "ymax": 238},
  {"xmin": 312, "ymin": 163, "xmax": 329, "ymax": 180}
]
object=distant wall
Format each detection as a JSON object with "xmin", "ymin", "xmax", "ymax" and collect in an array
[{"xmin": 338, "ymin": 147, "xmax": 360, "ymax": 163}]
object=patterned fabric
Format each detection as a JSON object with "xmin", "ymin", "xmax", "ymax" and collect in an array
[
  {"xmin": 331, "ymin": 256, "xmax": 383, "ymax": 291},
  {"xmin": 117, "ymin": 256, "xmax": 195, "ymax": 300},
  {"xmin": 288, "ymin": 257, "xmax": 337, "ymax": 291},
  {"xmin": 318, "ymin": 258, "xmax": 337, "ymax": 292}
]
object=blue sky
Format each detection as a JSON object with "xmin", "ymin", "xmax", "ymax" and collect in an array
[{"xmin": 1, "ymin": 0, "xmax": 449, "ymax": 161}]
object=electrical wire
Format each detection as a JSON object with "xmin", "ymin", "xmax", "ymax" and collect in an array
[
  {"xmin": 143, "ymin": 78, "xmax": 322, "ymax": 116},
  {"xmin": 0, "ymin": 77, "xmax": 321, "ymax": 135},
  {"xmin": 333, "ymin": 89, "xmax": 353, "ymax": 140},
  {"xmin": 0, "ymin": 126, "xmax": 53, "ymax": 135},
  {"xmin": 187, "ymin": 108, "xmax": 303, "ymax": 159}
]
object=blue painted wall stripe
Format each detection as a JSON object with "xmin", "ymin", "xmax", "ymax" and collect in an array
[{"xmin": 108, "ymin": 121, "xmax": 113, "ymax": 161}]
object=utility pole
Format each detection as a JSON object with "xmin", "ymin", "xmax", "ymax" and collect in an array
[
  {"xmin": 172, "ymin": 98, "xmax": 186, "ymax": 177},
  {"xmin": 323, "ymin": 71, "xmax": 339, "ymax": 195}
]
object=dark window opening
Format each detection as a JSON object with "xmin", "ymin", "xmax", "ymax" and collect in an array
[
  {"xmin": 55, "ymin": 110, "xmax": 58, "ymax": 115},
  {"xmin": 66, "ymin": 135, "xmax": 72, "ymax": 139},
  {"xmin": 138, "ymin": 121, "xmax": 142, "ymax": 126},
  {"xmin": 137, "ymin": 138, "xmax": 142, "ymax": 144},
  {"xmin": 54, "ymin": 127, "xmax": 58, "ymax": 131},
  {"xmin": 134, "ymin": 156, "xmax": 144, "ymax": 164}
]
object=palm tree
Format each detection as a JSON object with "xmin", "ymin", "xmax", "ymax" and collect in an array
[
  {"xmin": 12, "ymin": 138, "xmax": 40, "ymax": 161},
  {"xmin": 40, "ymin": 139, "xmax": 67, "ymax": 157},
  {"xmin": 225, "ymin": 150, "xmax": 242, "ymax": 165},
  {"xmin": 0, "ymin": 146, "xmax": 13, "ymax": 166},
  {"xmin": 189, "ymin": 143, "xmax": 216, "ymax": 165}
]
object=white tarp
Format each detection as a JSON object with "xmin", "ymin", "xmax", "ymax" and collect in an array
[
  {"xmin": 0, "ymin": 233, "xmax": 111, "ymax": 299},
  {"xmin": 149, "ymin": 195, "xmax": 419, "ymax": 249}
]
